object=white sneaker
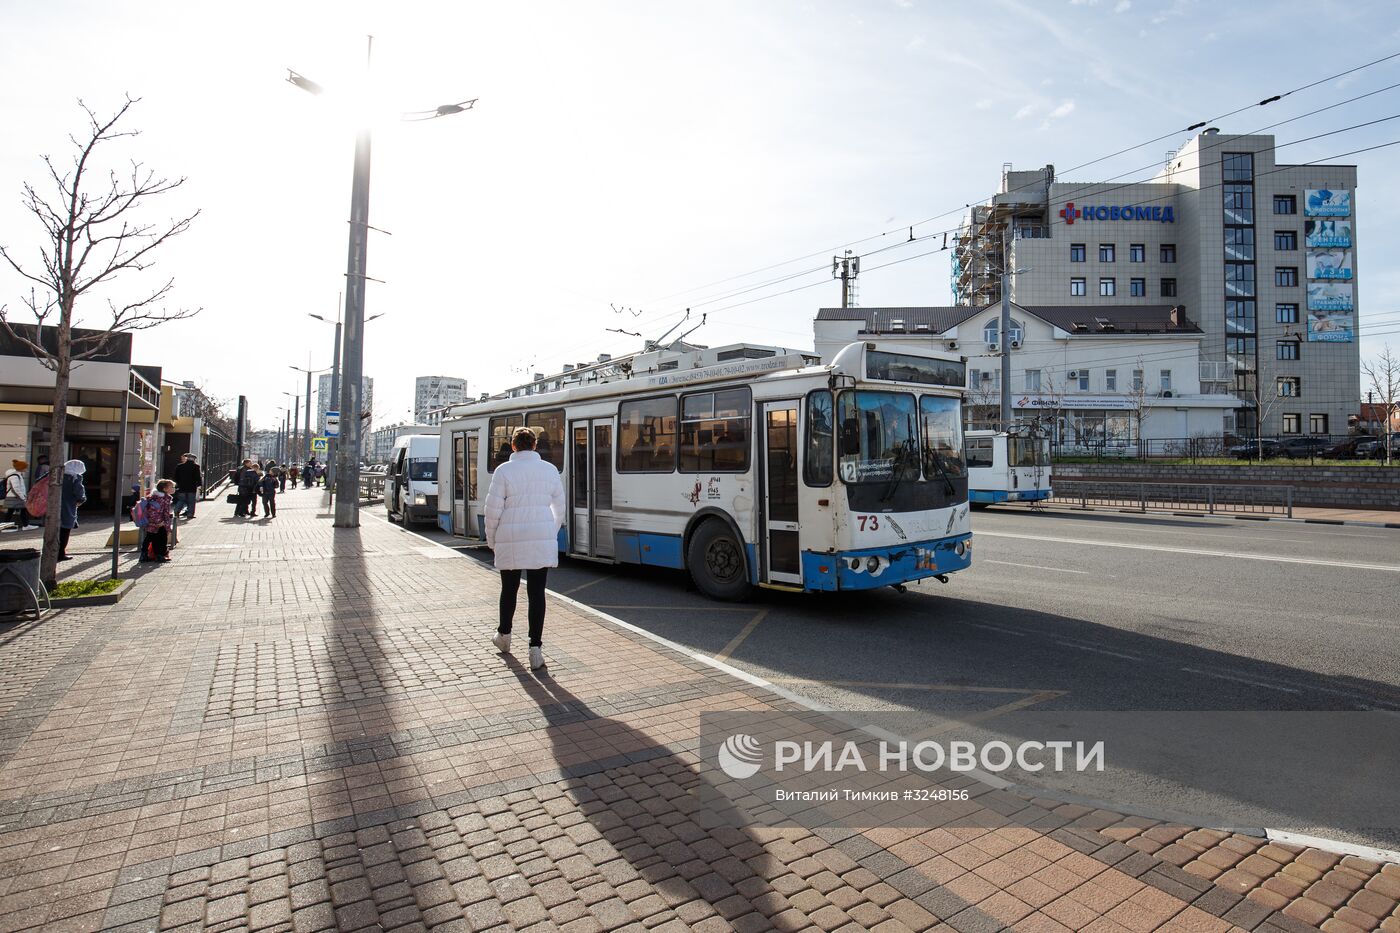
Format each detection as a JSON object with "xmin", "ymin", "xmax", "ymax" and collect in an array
[
  {"xmin": 529, "ymin": 646, "xmax": 546, "ymax": 670},
  {"xmin": 492, "ymin": 632, "xmax": 511, "ymax": 653}
]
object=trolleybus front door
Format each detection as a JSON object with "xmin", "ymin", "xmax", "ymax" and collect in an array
[
  {"xmin": 569, "ymin": 420, "xmax": 615, "ymax": 559},
  {"xmin": 761, "ymin": 401, "xmax": 802, "ymax": 585}
]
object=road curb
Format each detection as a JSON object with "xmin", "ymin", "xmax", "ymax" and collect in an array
[
  {"xmin": 1015, "ymin": 503, "xmax": 1400, "ymax": 528},
  {"xmin": 394, "ymin": 514, "xmax": 1400, "ymax": 865}
]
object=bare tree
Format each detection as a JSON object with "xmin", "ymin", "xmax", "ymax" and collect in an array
[
  {"xmin": 1122, "ymin": 359, "xmax": 1151, "ymax": 458},
  {"xmin": 1244, "ymin": 375, "xmax": 1288, "ymax": 461},
  {"xmin": 0, "ymin": 97, "xmax": 199, "ymax": 587},
  {"xmin": 178, "ymin": 382, "xmax": 234, "ymax": 437},
  {"xmin": 1362, "ymin": 344, "xmax": 1399, "ymax": 466}
]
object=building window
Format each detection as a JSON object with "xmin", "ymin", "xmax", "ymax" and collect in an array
[
  {"xmin": 1223, "ymin": 184, "xmax": 1254, "ymax": 224},
  {"xmin": 1025, "ymin": 369, "xmax": 1041, "ymax": 392},
  {"xmin": 983, "ymin": 319, "xmax": 1022, "ymax": 345},
  {"xmin": 1099, "ymin": 277, "xmax": 1115, "ymax": 297},
  {"xmin": 1070, "ymin": 243, "xmax": 1086, "ymax": 262},
  {"xmin": 1160, "ymin": 244, "xmax": 1176, "ymax": 263},
  {"xmin": 1070, "ymin": 277, "xmax": 1086, "ymax": 296},
  {"xmin": 1130, "ymin": 278, "xmax": 1146, "ymax": 297},
  {"xmin": 1099, "ymin": 243, "xmax": 1115, "ymax": 263},
  {"xmin": 1222, "ymin": 152, "xmax": 1254, "ymax": 181},
  {"xmin": 1161, "ymin": 277, "xmax": 1177, "ymax": 297},
  {"xmin": 1105, "ymin": 369, "xmax": 1117, "ymax": 392},
  {"xmin": 1160, "ymin": 370, "xmax": 1172, "ymax": 393},
  {"xmin": 1277, "ymin": 377, "xmax": 1300, "ymax": 397},
  {"xmin": 1225, "ymin": 262, "xmax": 1255, "ymax": 297},
  {"xmin": 1275, "ymin": 267, "xmax": 1298, "ymax": 287},
  {"xmin": 1274, "ymin": 195, "xmax": 1297, "ymax": 215},
  {"xmin": 1225, "ymin": 226, "xmax": 1255, "ymax": 260},
  {"xmin": 1226, "ymin": 299, "xmax": 1256, "ymax": 334},
  {"xmin": 1277, "ymin": 339, "xmax": 1301, "ymax": 361},
  {"xmin": 1129, "ymin": 243, "xmax": 1145, "ymax": 263},
  {"xmin": 1132, "ymin": 369, "xmax": 1144, "ymax": 391},
  {"xmin": 1274, "ymin": 230, "xmax": 1297, "ymax": 251},
  {"xmin": 1077, "ymin": 371, "xmax": 1089, "ymax": 391},
  {"xmin": 1276, "ymin": 303, "xmax": 1299, "ymax": 324},
  {"xmin": 1309, "ymin": 413, "xmax": 1328, "ymax": 434},
  {"xmin": 1282, "ymin": 413, "xmax": 1301, "ymax": 434}
]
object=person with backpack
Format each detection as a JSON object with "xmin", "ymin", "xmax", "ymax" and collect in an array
[
  {"xmin": 57, "ymin": 459, "xmax": 87, "ymax": 561},
  {"xmin": 259, "ymin": 467, "xmax": 279, "ymax": 518},
  {"xmin": 138, "ymin": 480, "xmax": 175, "ymax": 562},
  {"xmin": 234, "ymin": 459, "xmax": 259, "ymax": 518},
  {"xmin": 304, "ymin": 458, "xmax": 316, "ymax": 488},
  {"xmin": 3, "ymin": 459, "xmax": 29, "ymax": 531}
]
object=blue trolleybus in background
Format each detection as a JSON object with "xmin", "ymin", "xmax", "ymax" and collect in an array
[
  {"xmin": 964, "ymin": 429, "xmax": 1052, "ymax": 508},
  {"xmin": 436, "ymin": 339, "xmax": 972, "ymax": 600}
]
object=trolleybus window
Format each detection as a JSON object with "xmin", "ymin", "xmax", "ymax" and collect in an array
[
  {"xmin": 919, "ymin": 396, "xmax": 966, "ymax": 478},
  {"xmin": 1009, "ymin": 436, "xmax": 1047, "ymax": 467},
  {"xmin": 525, "ymin": 409, "xmax": 565, "ymax": 471},
  {"xmin": 804, "ymin": 390, "xmax": 834, "ymax": 487},
  {"xmin": 488, "ymin": 415, "xmax": 519, "ymax": 472},
  {"xmin": 837, "ymin": 391, "xmax": 920, "ymax": 483},
  {"xmin": 867, "ymin": 350, "xmax": 966, "ymax": 388},
  {"xmin": 964, "ymin": 437, "xmax": 994, "ymax": 469},
  {"xmin": 618, "ymin": 396, "xmax": 678, "ymax": 473},
  {"xmin": 680, "ymin": 387, "xmax": 751, "ymax": 472}
]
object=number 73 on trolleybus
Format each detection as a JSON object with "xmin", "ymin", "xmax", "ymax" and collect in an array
[{"xmin": 436, "ymin": 340, "xmax": 972, "ymax": 600}]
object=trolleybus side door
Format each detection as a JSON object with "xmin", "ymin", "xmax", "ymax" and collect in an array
[
  {"xmin": 760, "ymin": 400, "xmax": 802, "ymax": 585},
  {"xmin": 569, "ymin": 419, "xmax": 615, "ymax": 559},
  {"xmin": 451, "ymin": 430, "xmax": 479, "ymax": 537}
]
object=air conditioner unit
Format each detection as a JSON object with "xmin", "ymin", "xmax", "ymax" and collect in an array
[
  {"xmin": 1067, "ymin": 370, "xmax": 1079, "ymax": 379},
  {"xmin": 945, "ymin": 339, "xmax": 959, "ymax": 351},
  {"xmin": 1010, "ymin": 339, "xmax": 1022, "ymax": 350},
  {"xmin": 1162, "ymin": 390, "xmax": 1174, "ymax": 398},
  {"xmin": 987, "ymin": 341, "xmax": 999, "ymax": 352}
]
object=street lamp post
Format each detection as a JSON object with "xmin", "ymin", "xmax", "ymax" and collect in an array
[
  {"xmin": 281, "ymin": 391, "xmax": 299, "ymax": 460},
  {"xmin": 288, "ymin": 40, "xmax": 476, "ymax": 527},
  {"xmin": 290, "ymin": 364, "xmax": 332, "ymax": 468}
]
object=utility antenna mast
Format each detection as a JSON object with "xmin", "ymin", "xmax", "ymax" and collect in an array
[{"xmin": 832, "ymin": 250, "xmax": 861, "ymax": 308}]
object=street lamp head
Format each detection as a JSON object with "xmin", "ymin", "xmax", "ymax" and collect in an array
[
  {"xmin": 402, "ymin": 98, "xmax": 478, "ymax": 122},
  {"xmin": 287, "ymin": 70, "xmax": 325, "ymax": 96},
  {"xmin": 309, "ymin": 313, "xmax": 328, "ymax": 322},
  {"xmin": 365, "ymin": 312, "xmax": 386, "ymax": 323}
]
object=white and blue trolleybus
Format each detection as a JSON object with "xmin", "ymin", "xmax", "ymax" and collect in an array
[
  {"xmin": 965, "ymin": 429, "xmax": 1052, "ymax": 507},
  {"xmin": 436, "ymin": 339, "xmax": 971, "ymax": 600}
]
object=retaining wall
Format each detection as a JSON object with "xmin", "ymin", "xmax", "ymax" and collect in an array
[{"xmin": 1050, "ymin": 462, "xmax": 1400, "ymax": 511}]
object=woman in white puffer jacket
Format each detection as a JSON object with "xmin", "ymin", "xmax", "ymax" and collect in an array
[{"xmin": 484, "ymin": 427, "xmax": 566, "ymax": 670}]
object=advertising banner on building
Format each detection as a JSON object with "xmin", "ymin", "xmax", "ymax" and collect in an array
[
  {"xmin": 1306, "ymin": 281, "xmax": 1354, "ymax": 311},
  {"xmin": 1304, "ymin": 188, "xmax": 1351, "ymax": 216},
  {"xmin": 1014, "ymin": 394, "xmax": 1137, "ymax": 411},
  {"xmin": 1306, "ymin": 249, "xmax": 1353, "ymax": 280},
  {"xmin": 1305, "ymin": 219, "xmax": 1352, "ymax": 248},
  {"xmin": 1308, "ymin": 307, "xmax": 1354, "ymax": 342}
]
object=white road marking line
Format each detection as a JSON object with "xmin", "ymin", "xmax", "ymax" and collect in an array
[
  {"xmin": 1055, "ymin": 641, "xmax": 1141, "ymax": 661},
  {"xmin": 1180, "ymin": 667, "xmax": 1301, "ymax": 694},
  {"xmin": 976, "ymin": 530, "xmax": 1400, "ymax": 573},
  {"xmin": 960, "ymin": 621, "xmax": 1027, "ymax": 637},
  {"xmin": 984, "ymin": 559, "xmax": 1092, "ymax": 575}
]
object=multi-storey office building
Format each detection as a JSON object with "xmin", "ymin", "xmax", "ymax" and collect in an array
[
  {"xmin": 952, "ymin": 130, "xmax": 1359, "ymax": 437},
  {"xmin": 317, "ymin": 374, "xmax": 374, "ymax": 456},
  {"xmin": 414, "ymin": 376, "xmax": 468, "ymax": 426}
]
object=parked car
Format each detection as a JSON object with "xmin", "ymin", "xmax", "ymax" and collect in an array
[
  {"xmin": 1320, "ymin": 435, "xmax": 1375, "ymax": 459},
  {"xmin": 1276, "ymin": 436, "xmax": 1332, "ymax": 459},
  {"xmin": 1229, "ymin": 438, "xmax": 1281, "ymax": 459},
  {"xmin": 1354, "ymin": 437, "xmax": 1397, "ymax": 460}
]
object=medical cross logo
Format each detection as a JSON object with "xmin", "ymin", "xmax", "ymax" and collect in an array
[{"xmin": 1059, "ymin": 202, "xmax": 1080, "ymax": 225}]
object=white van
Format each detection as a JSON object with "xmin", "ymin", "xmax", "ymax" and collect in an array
[{"xmin": 386, "ymin": 434, "xmax": 440, "ymax": 525}]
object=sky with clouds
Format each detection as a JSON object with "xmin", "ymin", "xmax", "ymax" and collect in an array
[{"xmin": 2, "ymin": 0, "xmax": 1399, "ymax": 431}]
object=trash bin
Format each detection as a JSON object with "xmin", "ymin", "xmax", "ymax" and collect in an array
[{"xmin": 0, "ymin": 548, "xmax": 43, "ymax": 616}]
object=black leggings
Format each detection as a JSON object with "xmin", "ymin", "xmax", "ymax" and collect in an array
[{"xmin": 499, "ymin": 568, "xmax": 548, "ymax": 647}]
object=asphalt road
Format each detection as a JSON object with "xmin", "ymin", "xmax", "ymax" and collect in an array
[{"xmin": 401, "ymin": 506, "xmax": 1400, "ymax": 850}]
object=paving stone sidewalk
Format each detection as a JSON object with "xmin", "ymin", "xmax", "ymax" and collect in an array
[{"xmin": 1, "ymin": 487, "xmax": 1396, "ymax": 932}]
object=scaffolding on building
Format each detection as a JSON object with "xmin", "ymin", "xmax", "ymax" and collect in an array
[{"xmin": 951, "ymin": 163, "xmax": 1055, "ymax": 306}]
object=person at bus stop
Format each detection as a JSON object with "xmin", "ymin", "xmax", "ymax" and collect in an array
[
  {"xmin": 303, "ymin": 457, "xmax": 316, "ymax": 488},
  {"xmin": 4, "ymin": 459, "xmax": 29, "ymax": 530},
  {"xmin": 234, "ymin": 459, "xmax": 259, "ymax": 517},
  {"xmin": 172, "ymin": 453, "xmax": 202, "ymax": 519},
  {"xmin": 484, "ymin": 427, "xmax": 566, "ymax": 671},
  {"xmin": 57, "ymin": 459, "xmax": 87, "ymax": 561},
  {"xmin": 140, "ymin": 479, "xmax": 175, "ymax": 562},
  {"xmin": 259, "ymin": 467, "xmax": 279, "ymax": 518},
  {"xmin": 287, "ymin": 463, "xmax": 299, "ymax": 488}
]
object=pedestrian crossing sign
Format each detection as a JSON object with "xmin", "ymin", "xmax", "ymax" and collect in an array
[{"xmin": 311, "ymin": 436, "xmax": 329, "ymax": 453}]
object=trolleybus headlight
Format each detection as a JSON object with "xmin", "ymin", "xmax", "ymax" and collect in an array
[
  {"xmin": 955, "ymin": 541, "xmax": 966, "ymax": 557},
  {"xmin": 849, "ymin": 558, "xmax": 862, "ymax": 571},
  {"xmin": 866, "ymin": 556, "xmax": 880, "ymax": 573}
]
